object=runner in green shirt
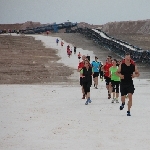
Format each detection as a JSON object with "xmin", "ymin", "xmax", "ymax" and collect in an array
[{"xmin": 109, "ymin": 59, "xmax": 120, "ymax": 103}]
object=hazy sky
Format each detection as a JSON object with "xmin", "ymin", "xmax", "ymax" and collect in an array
[{"xmin": 0, "ymin": 0, "xmax": 150, "ymax": 25}]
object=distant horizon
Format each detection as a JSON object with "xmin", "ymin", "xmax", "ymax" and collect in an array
[
  {"xmin": 1, "ymin": 0, "xmax": 150, "ymax": 25},
  {"xmin": 0, "ymin": 18, "xmax": 150, "ymax": 26}
]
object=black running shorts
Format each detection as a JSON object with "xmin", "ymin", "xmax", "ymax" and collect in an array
[
  {"xmin": 105, "ymin": 76, "xmax": 111, "ymax": 85},
  {"xmin": 93, "ymin": 72, "xmax": 99, "ymax": 78},
  {"xmin": 120, "ymin": 84, "xmax": 135, "ymax": 96}
]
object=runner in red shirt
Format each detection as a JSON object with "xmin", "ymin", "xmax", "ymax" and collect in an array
[
  {"xmin": 102, "ymin": 56, "xmax": 113, "ymax": 99},
  {"xmin": 78, "ymin": 55, "xmax": 86, "ymax": 99},
  {"xmin": 61, "ymin": 41, "xmax": 64, "ymax": 46}
]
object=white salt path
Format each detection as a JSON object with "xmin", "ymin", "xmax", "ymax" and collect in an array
[{"xmin": 0, "ymin": 34, "xmax": 150, "ymax": 150}]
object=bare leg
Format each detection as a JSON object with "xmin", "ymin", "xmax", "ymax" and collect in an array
[
  {"xmin": 109, "ymin": 83, "xmax": 112, "ymax": 97},
  {"xmin": 116, "ymin": 93, "xmax": 119, "ymax": 99},
  {"xmin": 113, "ymin": 92, "xmax": 115, "ymax": 99},
  {"xmin": 86, "ymin": 92, "xmax": 90, "ymax": 98},
  {"xmin": 127, "ymin": 93, "xmax": 132, "ymax": 111},
  {"xmin": 121, "ymin": 95, "xmax": 125, "ymax": 104},
  {"xmin": 82, "ymin": 86, "xmax": 85, "ymax": 99},
  {"xmin": 95, "ymin": 77, "xmax": 98, "ymax": 88}
]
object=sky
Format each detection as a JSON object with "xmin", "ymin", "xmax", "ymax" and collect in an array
[{"xmin": 0, "ymin": 0, "xmax": 150, "ymax": 25}]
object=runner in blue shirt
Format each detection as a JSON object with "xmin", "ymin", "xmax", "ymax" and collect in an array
[{"xmin": 91, "ymin": 56, "xmax": 101, "ymax": 89}]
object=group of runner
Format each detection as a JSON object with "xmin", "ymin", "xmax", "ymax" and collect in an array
[
  {"xmin": 56, "ymin": 38, "xmax": 140, "ymax": 116},
  {"xmin": 78, "ymin": 53, "xmax": 140, "ymax": 116}
]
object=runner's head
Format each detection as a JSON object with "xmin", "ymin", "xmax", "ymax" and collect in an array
[
  {"xmin": 125, "ymin": 52, "xmax": 131, "ymax": 62},
  {"xmin": 95, "ymin": 56, "xmax": 98, "ymax": 61},
  {"xmin": 107, "ymin": 55, "xmax": 112, "ymax": 63},
  {"xmin": 118, "ymin": 60, "xmax": 122, "ymax": 64},
  {"xmin": 84, "ymin": 59, "xmax": 90, "ymax": 67},
  {"xmin": 112, "ymin": 59, "xmax": 117, "ymax": 66},
  {"xmin": 82, "ymin": 55, "xmax": 86, "ymax": 61}
]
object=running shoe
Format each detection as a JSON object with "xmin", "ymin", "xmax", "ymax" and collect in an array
[
  {"xmin": 85, "ymin": 100, "xmax": 88, "ymax": 105},
  {"xmin": 127, "ymin": 111, "xmax": 131, "ymax": 116},
  {"xmin": 82, "ymin": 94, "xmax": 85, "ymax": 99},
  {"xmin": 88, "ymin": 98, "xmax": 92, "ymax": 103},
  {"xmin": 115, "ymin": 98, "xmax": 119, "ymax": 103},
  {"xmin": 112, "ymin": 98, "xmax": 116, "ymax": 103},
  {"xmin": 108, "ymin": 94, "xmax": 111, "ymax": 99},
  {"xmin": 115, "ymin": 99, "xmax": 119, "ymax": 103}
]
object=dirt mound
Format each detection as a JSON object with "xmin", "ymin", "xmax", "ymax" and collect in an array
[
  {"xmin": 77, "ymin": 22, "xmax": 102, "ymax": 29},
  {"xmin": 0, "ymin": 35, "xmax": 73, "ymax": 84},
  {"xmin": 20, "ymin": 21, "xmax": 41, "ymax": 30},
  {"xmin": 0, "ymin": 23, "xmax": 23, "ymax": 30},
  {"xmin": 101, "ymin": 19, "xmax": 150, "ymax": 34},
  {"xmin": 0, "ymin": 21, "xmax": 41, "ymax": 30}
]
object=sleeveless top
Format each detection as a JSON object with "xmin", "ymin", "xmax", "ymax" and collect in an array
[
  {"xmin": 82, "ymin": 67, "xmax": 92, "ymax": 83},
  {"xmin": 121, "ymin": 63, "xmax": 135, "ymax": 84}
]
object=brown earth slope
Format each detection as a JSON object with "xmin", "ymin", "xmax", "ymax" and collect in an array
[{"xmin": 0, "ymin": 35, "xmax": 73, "ymax": 84}]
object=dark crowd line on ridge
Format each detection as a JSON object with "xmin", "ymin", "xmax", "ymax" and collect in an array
[{"xmin": 74, "ymin": 28, "xmax": 150, "ymax": 65}]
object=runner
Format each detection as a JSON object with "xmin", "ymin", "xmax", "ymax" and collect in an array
[
  {"xmin": 99, "ymin": 63, "xmax": 104, "ymax": 81},
  {"xmin": 102, "ymin": 56, "xmax": 113, "ymax": 99},
  {"xmin": 91, "ymin": 56, "xmax": 101, "ymax": 89},
  {"xmin": 109, "ymin": 59, "xmax": 120, "ymax": 103},
  {"xmin": 80, "ymin": 59, "xmax": 93, "ymax": 105},
  {"xmin": 74, "ymin": 46, "xmax": 76, "ymax": 54},
  {"xmin": 78, "ymin": 52, "xmax": 81, "ymax": 62},
  {"xmin": 78, "ymin": 55, "xmax": 86, "ymax": 99},
  {"xmin": 67, "ymin": 45, "xmax": 70, "ymax": 54},
  {"xmin": 61, "ymin": 40, "xmax": 64, "ymax": 46},
  {"xmin": 56, "ymin": 38, "xmax": 59, "ymax": 45},
  {"xmin": 116, "ymin": 53, "xmax": 140, "ymax": 116},
  {"xmin": 67, "ymin": 49, "xmax": 71, "ymax": 58},
  {"xmin": 46, "ymin": 31, "xmax": 49, "ymax": 36}
]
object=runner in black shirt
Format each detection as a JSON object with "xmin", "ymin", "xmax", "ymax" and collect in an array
[{"xmin": 116, "ymin": 53, "xmax": 139, "ymax": 116}]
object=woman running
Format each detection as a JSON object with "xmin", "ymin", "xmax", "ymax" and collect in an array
[
  {"xmin": 80, "ymin": 59, "xmax": 93, "ymax": 105},
  {"xmin": 109, "ymin": 59, "xmax": 120, "ymax": 103}
]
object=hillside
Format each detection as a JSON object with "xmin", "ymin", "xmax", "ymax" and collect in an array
[{"xmin": 101, "ymin": 20, "xmax": 150, "ymax": 34}]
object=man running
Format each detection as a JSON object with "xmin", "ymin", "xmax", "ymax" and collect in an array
[
  {"xmin": 116, "ymin": 53, "xmax": 139, "ymax": 116},
  {"xmin": 102, "ymin": 56, "xmax": 113, "ymax": 99},
  {"xmin": 91, "ymin": 56, "xmax": 101, "ymax": 89},
  {"xmin": 78, "ymin": 55, "xmax": 86, "ymax": 99}
]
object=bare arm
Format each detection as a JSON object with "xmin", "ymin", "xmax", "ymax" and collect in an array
[
  {"xmin": 109, "ymin": 68, "xmax": 111, "ymax": 78},
  {"xmin": 132, "ymin": 66, "xmax": 140, "ymax": 78},
  {"xmin": 116, "ymin": 64, "xmax": 124, "ymax": 79},
  {"xmin": 116, "ymin": 64, "xmax": 121, "ymax": 76},
  {"xmin": 78, "ymin": 68, "xmax": 82, "ymax": 72},
  {"xmin": 80, "ymin": 69, "xmax": 85, "ymax": 78},
  {"xmin": 101, "ymin": 65, "xmax": 105, "ymax": 72}
]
